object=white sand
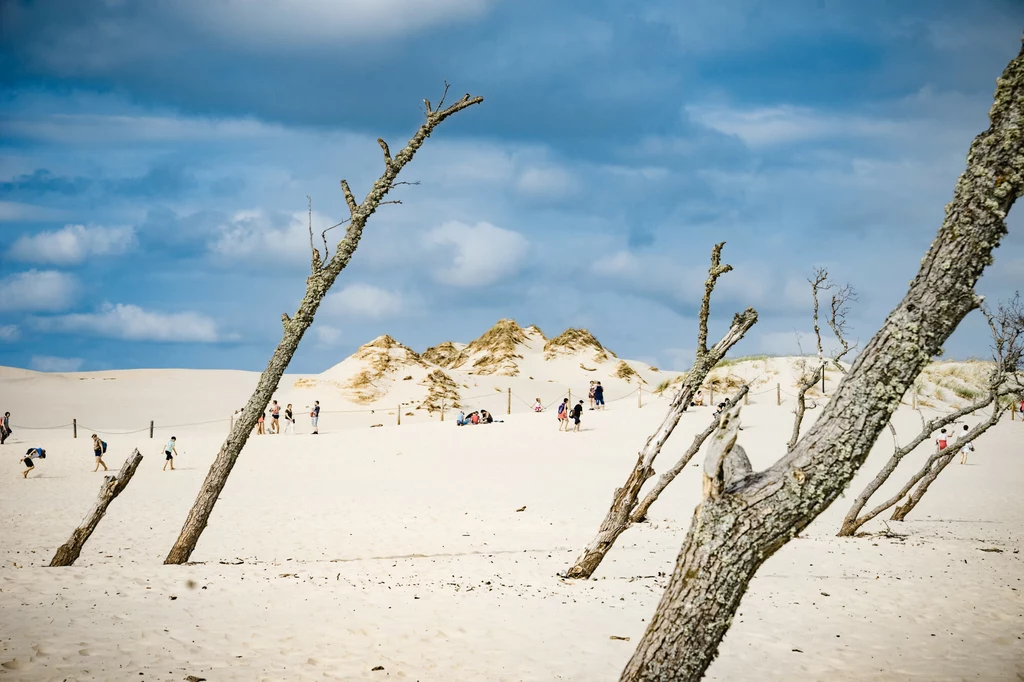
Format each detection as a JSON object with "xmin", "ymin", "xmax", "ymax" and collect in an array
[{"xmin": 1, "ymin": 355, "xmax": 1022, "ymax": 681}]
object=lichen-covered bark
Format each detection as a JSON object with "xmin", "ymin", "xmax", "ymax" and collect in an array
[
  {"xmin": 631, "ymin": 386, "xmax": 750, "ymax": 524},
  {"xmin": 164, "ymin": 92, "xmax": 483, "ymax": 565},
  {"xmin": 50, "ymin": 450, "xmax": 143, "ymax": 567},
  {"xmin": 564, "ymin": 308, "xmax": 757, "ymax": 580},
  {"xmin": 621, "ymin": 39, "xmax": 1024, "ymax": 682}
]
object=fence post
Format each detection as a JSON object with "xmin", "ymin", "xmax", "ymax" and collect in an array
[
  {"xmin": 440, "ymin": 401, "xmax": 445, "ymax": 422},
  {"xmin": 776, "ymin": 383, "xmax": 781, "ymax": 406},
  {"xmin": 568, "ymin": 389, "xmax": 571, "ymax": 405},
  {"xmin": 1011, "ymin": 401, "xmax": 1015, "ymax": 421},
  {"xmin": 710, "ymin": 388, "xmax": 714, "ymax": 406},
  {"xmin": 397, "ymin": 405, "xmax": 401, "ymax": 426},
  {"xmin": 150, "ymin": 420, "xmax": 154, "ymax": 438},
  {"xmin": 744, "ymin": 391, "xmax": 749, "ymax": 406},
  {"xmin": 638, "ymin": 386, "xmax": 642, "ymax": 408},
  {"xmin": 507, "ymin": 387, "xmax": 511, "ymax": 415},
  {"xmin": 73, "ymin": 418, "xmax": 77, "ymax": 439}
]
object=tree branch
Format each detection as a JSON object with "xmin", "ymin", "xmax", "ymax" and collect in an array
[
  {"xmin": 696, "ymin": 242, "xmax": 734, "ymax": 357},
  {"xmin": 378, "ymin": 138, "xmax": 392, "ymax": 166},
  {"xmin": 787, "ymin": 363, "xmax": 824, "ymax": 452},
  {"xmin": 808, "ymin": 267, "xmax": 831, "ymax": 364},
  {"xmin": 340, "ymin": 180, "xmax": 358, "ymax": 216},
  {"xmin": 307, "ymin": 195, "xmax": 321, "ymax": 272}
]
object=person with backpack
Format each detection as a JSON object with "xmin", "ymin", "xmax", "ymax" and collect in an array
[
  {"xmin": 593, "ymin": 382, "xmax": 605, "ymax": 410},
  {"xmin": 22, "ymin": 447, "xmax": 45, "ymax": 478},
  {"xmin": 91, "ymin": 433, "xmax": 109, "ymax": 472},
  {"xmin": 571, "ymin": 400, "xmax": 584, "ymax": 432},
  {"xmin": 557, "ymin": 398, "xmax": 570, "ymax": 431}
]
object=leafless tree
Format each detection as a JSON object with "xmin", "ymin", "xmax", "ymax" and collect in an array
[
  {"xmin": 619, "ymin": 39, "xmax": 1023, "ymax": 682},
  {"xmin": 164, "ymin": 86, "xmax": 483, "ymax": 565},
  {"xmin": 563, "ymin": 243, "xmax": 758, "ymax": 579},
  {"xmin": 787, "ymin": 269, "xmax": 858, "ymax": 452}
]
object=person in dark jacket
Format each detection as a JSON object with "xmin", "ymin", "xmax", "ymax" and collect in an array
[{"xmin": 571, "ymin": 400, "xmax": 584, "ymax": 432}]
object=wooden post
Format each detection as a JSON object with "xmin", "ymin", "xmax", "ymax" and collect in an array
[
  {"xmin": 568, "ymin": 389, "xmax": 571, "ymax": 404},
  {"xmin": 776, "ymin": 383, "xmax": 781, "ymax": 406},
  {"xmin": 397, "ymin": 405, "xmax": 401, "ymax": 426},
  {"xmin": 73, "ymin": 419, "xmax": 77, "ymax": 439},
  {"xmin": 821, "ymin": 366, "xmax": 826, "ymax": 394},
  {"xmin": 710, "ymin": 388, "xmax": 714, "ymax": 406},
  {"xmin": 744, "ymin": 390, "xmax": 749, "ymax": 406},
  {"xmin": 638, "ymin": 386, "xmax": 642, "ymax": 408},
  {"xmin": 507, "ymin": 387, "xmax": 511, "ymax": 415},
  {"xmin": 149, "ymin": 420, "xmax": 154, "ymax": 439},
  {"xmin": 49, "ymin": 449, "xmax": 144, "ymax": 567},
  {"xmin": 440, "ymin": 401, "xmax": 445, "ymax": 422}
]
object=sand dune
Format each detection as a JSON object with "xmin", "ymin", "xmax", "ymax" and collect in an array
[{"xmin": 1, "ymin": 352, "xmax": 1021, "ymax": 681}]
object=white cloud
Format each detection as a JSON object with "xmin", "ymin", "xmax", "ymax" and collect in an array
[
  {"xmin": 685, "ymin": 104, "xmax": 900, "ymax": 148},
  {"xmin": 208, "ymin": 209, "xmax": 337, "ymax": 266},
  {"xmin": 182, "ymin": 0, "xmax": 491, "ymax": 44},
  {"xmin": 33, "ymin": 303, "xmax": 221, "ymax": 343},
  {"xmin": 30, "ymin": 355, "xmax": 84, "ymax": 372},
  {"xmin": 0, "ymin": 325, "xmax": 20, "ymax": 342},
  {"xmin": 8, "ymin": 224, "xmax": 135, "ymax": 264},
  {"xmin": 516, "ymin": 166, "xmax": 579, "ymax": 198},
  {"xmin": 0, "ymin": 270, "xmax": 78, "ymax": 312},
  {"xmin": 423, "ymin": 221, "xmax": 529, "ymax": 286},
  {"xmin": 322, "ymin": 283, "xmax": 404, "ymax": 320},
  {"xmin": 314, "ymin": 325, "xmax": 344, "ymax": 348}
]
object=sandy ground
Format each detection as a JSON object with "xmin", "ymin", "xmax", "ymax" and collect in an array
[{"xmin": 1, "ymin": 365, "xmax": 1022, "ymax": 681}]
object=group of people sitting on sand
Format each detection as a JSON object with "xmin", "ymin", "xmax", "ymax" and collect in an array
[{"xmin": 457, "ymin": 409, "xmax": 498, "ymax": 426}]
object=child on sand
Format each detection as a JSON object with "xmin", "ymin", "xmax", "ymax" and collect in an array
[
  {"xmin": 91, "ymin": 434, "xmax": 109, "ymax": 472},
  {"xmin": 163, "ymin": 436, "xmax": 178, "ymax": 471},
  {"xmin": 22, "ymin": 447, "xmax": 45, "ymax": 478},
  {"xmin": 936, "ymin": 428, "xmax": 948, "ymax": 451},
  {"xmin": 959, "ymin": 424, "xmax": 975, "ymax": 464},
  {"xmin": 572, "ymin": 400, "xmax": 584, "ymax": 432},
  {"xmin": 557, "ymin": 398, "xmax": 570, "ymax": 431},
  {"xmin": 533, "ymin": 398, "xmax": 543, "ymax": 412}
]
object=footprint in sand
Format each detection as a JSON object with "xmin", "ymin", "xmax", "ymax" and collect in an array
[{"xmin": 1, "ymin": 658, "xmax": 25, "ymax": 671}]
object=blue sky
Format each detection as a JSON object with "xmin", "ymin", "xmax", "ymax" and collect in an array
[{"xmin": 1, "ymin": 0, "xmax": 1022, "ymax": 373}]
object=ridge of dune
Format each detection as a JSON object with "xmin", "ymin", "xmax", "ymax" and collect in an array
[{"xmin": 543, "ymin": 327, "xmax": 614, "ymax": 363}]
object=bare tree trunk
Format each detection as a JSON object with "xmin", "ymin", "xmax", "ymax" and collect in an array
[
  {"xmin": 564, "ymin": 243, "xmax": 757, "ymax": 580},
  {"xmin": 786, "ymin": 364, "xmax": 823, "ymax": 452},
  {"xmin": 837, "ymin": 391, "xmax": 1005, "ymax": 536},
  {"xmin": 621, "ymin": 40, "xmax": 1024, "ymax": 682},
  {"xmin": 630, "ymin": 385, "xmax": 749, "ymax": 524},
  {"xmin": 890, "ymin": 452, "xmax": 956, "ymax": 521},
  {"xmin": 164, "ymin": 88, "xmax": 483, "ymax": 565},
  {"xmin": 50, "ymin": 450, "xmax": 143, "ymax": 567}
]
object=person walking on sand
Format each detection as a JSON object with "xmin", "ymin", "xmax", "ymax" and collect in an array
[
  {"xmin": 572, "ymin": 400, "xmax": 584, "ymax": 432},
  {"xmin": 557, "ymin": 398, "xmax": 570, "ymax": 431},
  {"xmin": 958, "ymin": 424, "xmax": 975, "ymax": 464},
  {"xmin": 588, "ymin": 381, "xmax": 596, "ymax": 410},
  {"xmin": 593, "ymin": 382, "xmax": 605, "ymax": 410},
  {"xmin": 22, "ymin": 447, "xmax": 45, "ymax": 478},
  {"xmin": 0, "ymin": 411, "xmax": 10, "ymax": 445},
  {"xmin": 91, "ymin": 434, "xmax": 109, "ymax": 472},
  {"xmin": 257, "ymin": 412, "xmax": 266, "ymax": 435},
  {"xmin": 270, "ymin": 400, "xmax": 281, "ymax": 434},
  {"xmin": 936, "ymin": 428, "xmax": 949, "ymax": 451},
  {"xmin": 163, "ymin": 436, "xmax": 178, "ymax": 471},
  {"xmin": 311, "ymin": 401, "xmax": 320, "ymax": 434},
  {"xmin": 285, "ymin": 403, "xmax": 295, "ymax": 434}
]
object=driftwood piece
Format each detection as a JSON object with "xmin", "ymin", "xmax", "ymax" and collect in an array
[{"xmin": 49, "ymin": 449, "xmax": 143, "ymax": 567}]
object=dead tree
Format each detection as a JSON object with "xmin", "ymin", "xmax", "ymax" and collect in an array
[
  {"xmin": 50, "ymin": 449, "xmax": 143, "ymax": 567},
  {"xmin": 787, "ymin": 272, "xmax": 857, "ymax": 452},
  {"xmin": 630, "ymin": 385, "xmax": 749, "ymax": 524},
  {"xmin": 164, "ymin": 86, "xmax": 483, "ymax": 565},
  {"xmin": 838, "ymin": 294, "xmax": 1022, "ymax": 535},
  {"xmin": 620, "ymin": 40, "xmax": 1024, "ymax": 682},
  {"xmin": 564, "ymin": 243, "xmax": 758, "ymax": 580}
]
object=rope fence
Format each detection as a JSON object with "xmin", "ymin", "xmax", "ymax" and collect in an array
[{"xmin": 7, "ymin": 380, "xmax": 1006, "ymax": 439}]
